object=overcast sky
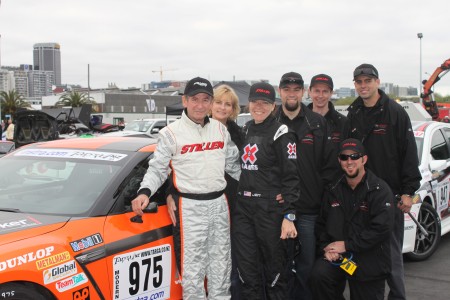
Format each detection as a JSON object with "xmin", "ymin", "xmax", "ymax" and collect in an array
[{"xmin": 1, "ymin": 0, "xmax": 449, "ymax": 95}]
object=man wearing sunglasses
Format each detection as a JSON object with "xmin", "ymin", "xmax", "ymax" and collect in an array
[
  {"xmin": 347, "ymin": 64, "xmax": 421, "ymax": 300},
  {"xmin": 274, "ymin": 72, "xmax": 339, "ymax": 300},
  {"xmin": 310, "ymin": 138, "xmax": 395, "ymax": 300}
]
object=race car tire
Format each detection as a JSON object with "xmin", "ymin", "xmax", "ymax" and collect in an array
[
  {"xmin": 0, "ymin": 282, "xmax": 53, "ymax": 300},
  {"xmin": 405, "ymin": 202, "xmax": 441, "ymax": 261}
]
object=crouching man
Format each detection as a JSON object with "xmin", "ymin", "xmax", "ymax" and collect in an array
[{"xmin": 310, "ymin": 138, "xmax": 394, "ymax": 300}]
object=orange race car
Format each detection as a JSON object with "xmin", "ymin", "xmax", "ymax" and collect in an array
[{"xmin": 0, "ymin": 137, "xmax": 182, "ymax": 299}]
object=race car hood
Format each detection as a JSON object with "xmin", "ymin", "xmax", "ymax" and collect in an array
[{"xmin": 0, "ymin": 211, "xmax": 70, "ymax": 246}]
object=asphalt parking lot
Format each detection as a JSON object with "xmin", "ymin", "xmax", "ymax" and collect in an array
[
  {"xmin": 404, "ymin": 233, "xmax": 450, "ymax": 299},
  {"xmin": 343, "ymin": 233, "xmax": 450, "ymax": 299}
]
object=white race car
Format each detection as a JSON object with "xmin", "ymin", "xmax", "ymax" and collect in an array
[{"xmin": 403, "ymin": 121, "xmax": 450, "ymax": 261}]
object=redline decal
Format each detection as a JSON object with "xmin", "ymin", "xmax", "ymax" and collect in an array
[{"xmin": 255, "ymin": 88, "xmax": 270, "ymax": 94}]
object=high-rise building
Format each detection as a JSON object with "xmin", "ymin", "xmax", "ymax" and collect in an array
[
  {"xmin": 28, "ymin": 70, "xmax": 54, "ymax": 97},
  {"xmin": 33, "ymin": 42, "xmax": 61, "ymax": 85}
]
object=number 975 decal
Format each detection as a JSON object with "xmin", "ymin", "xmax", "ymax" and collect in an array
[{"xmin": 113, "ymin": 244, "xmax": 171, "ymax": 300}]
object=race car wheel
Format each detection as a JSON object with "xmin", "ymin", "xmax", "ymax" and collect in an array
[
  {"xmin": 405, "ymin": 202, "xmax": 441, "ymax": 261},
  {"xmin": 0, "ymin": 282, "xmax": 54, "ymax": 300}
]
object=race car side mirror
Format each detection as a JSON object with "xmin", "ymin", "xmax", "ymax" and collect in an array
[{"xmin": 129, "ymin": 202, "xmax": 158, "ymax": 223}]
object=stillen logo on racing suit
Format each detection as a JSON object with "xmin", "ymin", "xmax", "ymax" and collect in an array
[
  {"xmin": 180, "ymin": 141, "xmax": 224, "ymax": 154},
  {"xmin": 287, "ymin": 143, "xmax": 297, "ymax": 159},
  {"xmin": 241, "ymin": 144, "xmax": 259, "ymax": 170}
]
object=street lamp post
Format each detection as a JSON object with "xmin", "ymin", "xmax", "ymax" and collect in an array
[{"xmin": 417, "ymin": 33, "xmax": 423, "ymax": 103}]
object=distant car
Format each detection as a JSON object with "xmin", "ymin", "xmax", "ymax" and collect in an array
[
  {"xmin": 0, "ymin": 137, "xmax": 182, "ymax": 299},
  {"xmin": 236, "ymin": 113, "xmax": 252, "ymax": 127},
  {"xmin": 102, "ymin": 118, "xmax": 176, "ymax": 137},
  {"xmin": 402, "ymin": 121, "xmax": 450, "ymax": 261},
  {"xmin": 0, "ymin": 141, "xmax": 15, "ymax": 157}
]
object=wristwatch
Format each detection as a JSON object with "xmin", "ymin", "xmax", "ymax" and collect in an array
[{"xmin": 284, "ymin": 213, "xmax": 296, "ymax": 222}]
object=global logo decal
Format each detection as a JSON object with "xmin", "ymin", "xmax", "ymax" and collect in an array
[{"xmin": 43, "ymin": 260, "xmax": 77, "ymax": 284}]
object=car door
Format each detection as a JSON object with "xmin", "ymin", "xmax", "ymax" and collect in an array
[
  {"xmin": 429, "ymin": 126, "xmax": 450, "ymax": 220},
  {"xmin": 92, "ymin": 159, "xmax": 181, "ymax": 300}
]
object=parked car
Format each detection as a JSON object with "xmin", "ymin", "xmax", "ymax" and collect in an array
[
  {"xmin": 402, "ymin": 121, "xmax": 450, "ymax": 261},
  {"xmin": 0, "ymin": 137, "xmax": 182, "ymax": 299},
  {"xmin": 0, "ymin": 141, "xmax": 15, "ymax": 158},
  {"xmin": 102, "ymin": 118, "xmax": 176, "ymax": 137},
  {"xmin": 236, "ymin": 113, "xmax": 252, "ymax": 127}
]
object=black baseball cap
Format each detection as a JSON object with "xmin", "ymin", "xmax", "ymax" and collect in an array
[
  {"xmin": 353, "ymin": 64, "xmax": 379, "ymax": 80},
  {"xmin": 310, "ymin": 74, "xmax": 334, "ymax": 90},
  {"xmin": 339, "ymin": 138, "xmax": 365, "ymax": 155},
  {"xmin": 248, "ymin": 82, "xmax": 276, "ymax": 103},
  {"xmin": 279, "ymin": 72, "xmax": 304, "ymax": 88},
  {"xmin": 183, "ymin": 77, "xmax": 214, "ymax": 97}
]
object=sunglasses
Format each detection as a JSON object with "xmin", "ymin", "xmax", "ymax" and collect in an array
[
  {"xmin": 353, "ymin": 68, "xmax": 378, "ymax": 78},
  {"xmin": 339, "ymin": 153, "xmax": 363, "ymax": 161},
  {"xmin": 281, "ymin": 77, "xmax": 304, "ymax": 85}
]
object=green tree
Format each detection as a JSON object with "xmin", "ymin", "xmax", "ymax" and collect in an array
[
  {"xmin": 56, "ymin": 91, "xmax": 96, "ymax": 108},
  {"xmin": 0, "ymin": 90, "xmax": 31, "ymax": 119}
]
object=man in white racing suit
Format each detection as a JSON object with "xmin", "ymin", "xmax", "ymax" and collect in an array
[{"xmin": 132, "ymin": 76, "xmax": 240, "ymax": 299}]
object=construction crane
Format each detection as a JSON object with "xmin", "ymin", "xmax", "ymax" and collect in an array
[
  {"xmin": 151, "ymin": 66, "xmax": 178, "ymax": 82},
  {"xmin": 421, "ymin": 58, "xmax": 450, "ymax": 120}
]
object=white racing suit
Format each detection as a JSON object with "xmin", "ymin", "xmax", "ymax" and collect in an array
[{"xmin": 138, "ymin": 111, "xmax": 240, "ymax": 299}]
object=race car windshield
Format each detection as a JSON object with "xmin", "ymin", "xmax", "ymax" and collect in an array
[{"xmin": 0, "ymin": 155, "xmax": 122, "ymax": 215}]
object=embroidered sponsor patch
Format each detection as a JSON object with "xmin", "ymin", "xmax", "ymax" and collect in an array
[
  {"xmin": 373, "ymin": 123, "xmax": 388, "ymax": 135},
  {"xmin": 287, "ymin": 143, "xmax": 297, "ymax": 159},
  {"xmin": 301, "ymin": 134, "xmax": 314, "ymax": 144}
]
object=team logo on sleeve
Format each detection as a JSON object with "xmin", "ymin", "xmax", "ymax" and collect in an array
[
  {"xmin": 241, "ymin": 144, "xmax": 259, "ymax": 170},
  {"xmin": 287, "ymin": 143, "xmax": 297, "ymax": 159}
]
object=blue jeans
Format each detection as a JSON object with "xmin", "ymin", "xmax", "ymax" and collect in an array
[{"xmin": 288, "ymin": 214, "xmax": 317, "ymax": 300}]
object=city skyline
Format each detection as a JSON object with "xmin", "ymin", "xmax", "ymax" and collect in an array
[{"xmin": 0, "ymin": 0, "xmax": 449, "ymax": 96}]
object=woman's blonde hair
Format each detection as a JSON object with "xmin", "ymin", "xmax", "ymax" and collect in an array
[{"xmin": 212, "ymin": 85, "xmax": 240, "ymax": 121}]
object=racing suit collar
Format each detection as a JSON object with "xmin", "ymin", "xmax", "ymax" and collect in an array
[{"xmin": 182, "ymin": 109, "xmax": 211, "ymax": 127}]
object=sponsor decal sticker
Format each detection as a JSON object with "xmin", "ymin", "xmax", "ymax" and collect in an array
[
  {"xmin": 113, "ymin": 244, "xmax": 171, "ymax": 300},
  {"xmin": 15, "ymin": 149, "xmax": 127, "ymax": 162},
  {"xmin": 0, "ymin": 246, "xmax": 54, "ymax": 272},
  {"xmin": 414, "ymin": 130, "xmax": 424, "ymax": 137},
  {"xmin": 70, "ymin": 233, "xmax": 103, "ymax": 252},
  {"xmin": 0, "ymin": 216, "xmax": 42, "ymax": 233},
  {"xmin": 72, "ymin": 286, "xmax": 90, "ymax": 300},
  {"xmin": 36, "ymin": 251, "xmax": 71, "ymax": 270},
  {"xmin": 43, "ymin": 260, "xmax": 78, "ymax": 284},
  {"xmin": 55, "ymin": 272, "xmax": 88, "ymax": 292}
]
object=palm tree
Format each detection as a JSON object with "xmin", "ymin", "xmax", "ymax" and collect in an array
[
  {"xmin": 56, "ymin": 91, "xmax": 96, "ymax": 108},
  {"xmin": 0, "ymin": 90, "xmax": 31, "ymax": 119}
]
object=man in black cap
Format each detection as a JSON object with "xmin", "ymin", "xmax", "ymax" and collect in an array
[
  {"xmin": 274, "ymin": 72, "xmax": 339, "ymax": 300},
  {"xmin": 307, "ymin": 74, "xmax": 348, "ymax": 150},
  {"xmin": 132, "ymin": 77, "xmax": 241, "ymax": 299},
  {"xmin": 346, "ymin": 64, "xmax": 421, "ymax": 300},
  {"xmin": 310, "ymin": 138, "xmax": 395, "ymax": 300}
]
